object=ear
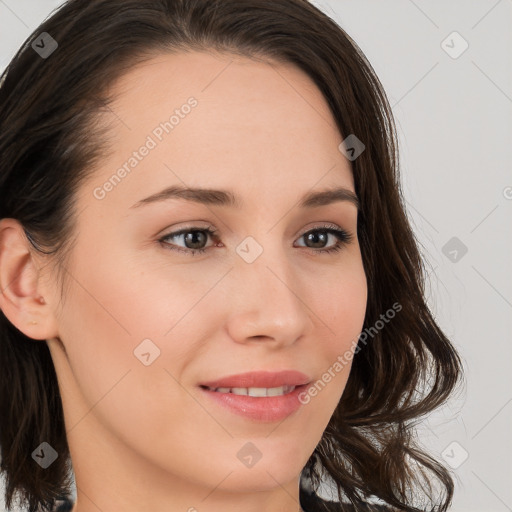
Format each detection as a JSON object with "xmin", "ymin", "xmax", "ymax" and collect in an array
[{"xmin": 0, "ymin": 218, "xmax": 59, "ymax": 341}]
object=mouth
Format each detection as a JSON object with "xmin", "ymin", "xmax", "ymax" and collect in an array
[
  {"xmin": 198, "ymin": 382, "xmax": 311, "ymax": 422},
  {"xmin": 199, "ymin": 384, "xmax": 298, "ymax": 397}
]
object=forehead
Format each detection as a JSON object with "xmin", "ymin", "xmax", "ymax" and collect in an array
[{"xmin": 82, "ymin": 50, "xmax": 355, "ymax": 211}]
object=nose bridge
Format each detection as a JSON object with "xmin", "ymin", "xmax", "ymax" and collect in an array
[{"xmin": 225, "ymin": 238, "xmax": 313, "ymax": 344}]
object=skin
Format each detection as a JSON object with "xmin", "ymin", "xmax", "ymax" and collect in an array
[{"xmin": 0, "ymin": 51, "xmax": 367, "ymax": 512}]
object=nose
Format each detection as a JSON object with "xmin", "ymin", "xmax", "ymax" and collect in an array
[{"xmin": 225, "ymin": 249, "xmax": 314, "ymax": 348}]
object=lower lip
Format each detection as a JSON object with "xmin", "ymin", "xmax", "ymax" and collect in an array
[{"xmin": 199, "ymin": 384, "xmax": 309, "ymax": 422}]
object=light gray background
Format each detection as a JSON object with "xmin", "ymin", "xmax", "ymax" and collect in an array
[{"xmin": 1, "ymin": 1, "xmax": 511, "ymax": 511}]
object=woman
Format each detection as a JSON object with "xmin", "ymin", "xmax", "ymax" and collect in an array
[{"xmin": 0, "ymin": 1, "xmax": 462, "ymax": 511}]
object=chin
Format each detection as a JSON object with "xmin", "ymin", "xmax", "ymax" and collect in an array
[{"xmin": 219, "ymin": 464, "xmax": 302, "ymax": 493}]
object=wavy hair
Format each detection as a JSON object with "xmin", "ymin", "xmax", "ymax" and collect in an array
[{"xmin": 0, "ymin": 1, "xmax": 462, "ymax": 511}]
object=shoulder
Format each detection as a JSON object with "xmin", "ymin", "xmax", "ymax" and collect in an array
[{"xmin": 301, "ymin": 488, "xmax": 395, "ymax": 512}]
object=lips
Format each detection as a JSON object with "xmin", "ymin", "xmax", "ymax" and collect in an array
[
  {"xmin": 199, "ymin": 370, "xmax": 311, "ymax": 389},
  {"xmin": 199, "ymin": 380, "xmax": 311, "ymax": 422}
]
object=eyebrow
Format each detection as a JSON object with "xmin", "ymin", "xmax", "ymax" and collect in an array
[{"xmin": 130, "ymin": 185, "xmax": 359, "ymax": 210}]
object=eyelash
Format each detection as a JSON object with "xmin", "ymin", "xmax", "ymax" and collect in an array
[{"xmin": 158, "ymin": 223, "xmax": 353, "ymax": 256}]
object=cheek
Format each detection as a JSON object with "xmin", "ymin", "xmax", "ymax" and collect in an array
[
  {"xmin": 55, "ymin": 251, "xmax": 204, "ymax": 463},
  {"xmin": 301, "ymin": 260, "xmax": 367, "ymax": 403},
  {"xmin": 55, "ymin": 244, "xmax": 221, "ymax": 418},
  {"xmin": 312, "ymin": 259, "xmax": 368, "ymax": 351}
]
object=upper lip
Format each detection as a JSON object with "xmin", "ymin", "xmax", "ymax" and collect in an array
[{"xmin": 200, "ymin": 370, "xmax": 311, "ymax": 389}]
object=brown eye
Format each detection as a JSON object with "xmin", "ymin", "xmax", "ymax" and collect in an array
[
  {"xmin": 295, "ymin": 227, "xmax": 353, "ymax": 254},
  {"xmin": 159, "ymin": 227, "xmax": 218, "ymax": 255},
  {"xmin": 303, "ymin": 230, "xmax": 329, "ymax": 249}
]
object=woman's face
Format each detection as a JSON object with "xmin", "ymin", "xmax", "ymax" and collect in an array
[{"xmin": 42, "ymin": 51, "xmax": 367, "ymax": 509}]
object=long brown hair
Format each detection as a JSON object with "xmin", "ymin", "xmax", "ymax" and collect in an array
[{"xmin": 0, "ymin": 1, "xmax": 462, "ymax": 511}]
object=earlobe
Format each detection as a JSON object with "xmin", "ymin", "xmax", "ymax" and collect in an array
[{"xmin": 0, "ymin": 218, "xmax": 58, "ymax": 341}]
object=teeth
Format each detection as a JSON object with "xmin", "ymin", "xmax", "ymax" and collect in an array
[{"xmin": 207, "ymin": 385, "xmax": 296, "ymax": 397}]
